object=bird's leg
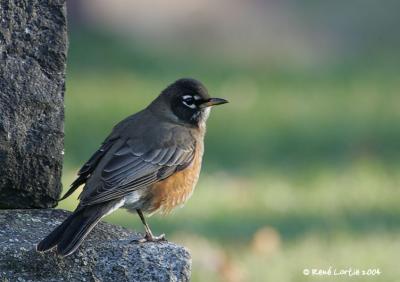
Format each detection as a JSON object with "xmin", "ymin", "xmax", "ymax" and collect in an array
[{"xmin": 136, "ymin": 209, "xmax": 165, "ymax": 242}]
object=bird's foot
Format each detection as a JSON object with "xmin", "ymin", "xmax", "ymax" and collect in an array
[
  {"xmin": 131, "ymin": 233, "xmax": 166, "ymax": 243},
  {"xmin": 141, "ymin": 232, "xmax": 166, "ymax": 243}
]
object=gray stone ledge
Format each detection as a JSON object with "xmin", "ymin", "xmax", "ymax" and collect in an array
[{"xmin": 0, "ymin": 209, "xmax": 191, "ymax": 281}]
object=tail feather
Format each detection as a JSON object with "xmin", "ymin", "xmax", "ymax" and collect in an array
[
  {"xmin": 37, "ymin": 202, "xmax": 117, "ymax": 257},
  {"xmin": 36, "ymin": 214, "xmax": 76, "ymax": 252},
  {"xmin": 56, "ymin": 207, "xmax": 104, "ymax": 256}
]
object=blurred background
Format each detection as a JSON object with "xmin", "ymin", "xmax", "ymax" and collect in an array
[{"xmin": 60, "ymin": 1, "xmax": 400, "ymax": 281}]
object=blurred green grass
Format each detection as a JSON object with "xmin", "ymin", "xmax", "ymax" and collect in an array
[
  {"xmin": 60, "ymin": 161, "xmax": 400, "ymax": 281},
  {"xmin": 60, "ymin": 30, "xmax": 400, "ymax": 281},
  {"xmin": 65, "ymin": 31, "xmax": 400, "ymax": 171}
]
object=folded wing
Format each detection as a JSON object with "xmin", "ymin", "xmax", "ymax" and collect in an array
[
  {"xmin": 79, "ymin": 138, "xmax": 195, "ymax": 205},
  {"xmin": 60, "ymin": 137, "xmax": 117, "ymax": 201}
]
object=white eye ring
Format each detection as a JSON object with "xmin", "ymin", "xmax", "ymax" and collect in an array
[
  {"xmin": 182, "ymin": 100, "xmax": 196, "ymax": 109},
  {"xmin": 182, "ymin": 95, "xmax": 193, "ymax": 100},
  {"xmin": 182, "ymin": 95, "xmax": 196, "ymax": 109}
]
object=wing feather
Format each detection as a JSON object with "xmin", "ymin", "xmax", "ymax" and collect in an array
[
  {"xmin": 59, "ymin": 137, "xmax": 116, "ymax": 201},
  {"xmin": 80, "ymin": 139, "xmax": 195, "ymax": 205}
]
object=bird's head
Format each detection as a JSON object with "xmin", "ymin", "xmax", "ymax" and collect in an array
[{"xmin": 150, "ymin": 78, "xmax": 228, "ymax": 127}]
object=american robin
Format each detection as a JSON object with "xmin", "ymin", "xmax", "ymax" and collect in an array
[{"xmin": 36, "ymin": 78, "xmax": 228, "ymax": 257}]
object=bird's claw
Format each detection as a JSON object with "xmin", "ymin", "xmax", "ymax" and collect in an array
[
  {"xmin": 144, "ymin": 233, "xmax": 166, "ymax": 242},
  {"xmin": 131, "ymin": 233, "xmax": 166, "ymax": 243}
]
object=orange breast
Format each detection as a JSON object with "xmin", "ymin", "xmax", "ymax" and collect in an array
[{"xmin": 147, "ymin": 142, "xmax": 204, "ymax": 215}]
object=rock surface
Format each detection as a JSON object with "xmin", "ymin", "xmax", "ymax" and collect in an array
[
  {"xmin": 0, "ymin": 209, "xmax": 191, "ymax": 281},
  {"xmin": 0, "ymin": 0, "xmax": 67, "ymax": 208}
]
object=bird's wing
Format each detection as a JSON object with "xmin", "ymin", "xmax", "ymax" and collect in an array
[
  {"xmin": 59, "ymin": 136, "xmax": 118, "ymax": 201},
  {"xmin": 79, "ymin": 138, "xmax": 195, "ymax": 206}
]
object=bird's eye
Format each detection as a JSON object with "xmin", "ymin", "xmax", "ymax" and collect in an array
[{"xmin": 182, "ymin": 95, "xmax": 196, "ymax": 109}]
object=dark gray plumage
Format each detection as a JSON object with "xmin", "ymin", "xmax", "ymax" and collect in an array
[{"xmin": 37, "ymin": 78, "xmax": 228, "ymax": 256}]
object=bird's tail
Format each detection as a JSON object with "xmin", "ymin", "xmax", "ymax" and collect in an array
[{"xmin": 36, "ymin": 202, "xmax": 116, "ymax": 257}]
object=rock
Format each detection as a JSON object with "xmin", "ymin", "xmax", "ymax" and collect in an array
[
  {"xmin": 0, "ymin": 209, "xmax": 191, "ymax": 281},
  {"xmin": 0, "ymin": 0, "xmax": 67, "ymax": 208}
]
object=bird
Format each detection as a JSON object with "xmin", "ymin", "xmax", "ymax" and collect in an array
[{"xmin": 36, "ymin": 78, "xmax": 228, "ymax": 257}]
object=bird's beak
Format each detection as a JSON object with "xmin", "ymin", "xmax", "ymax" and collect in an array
[{"xmin": 199, "ymin": 98, "xmax": 229, "ymax": 108}]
